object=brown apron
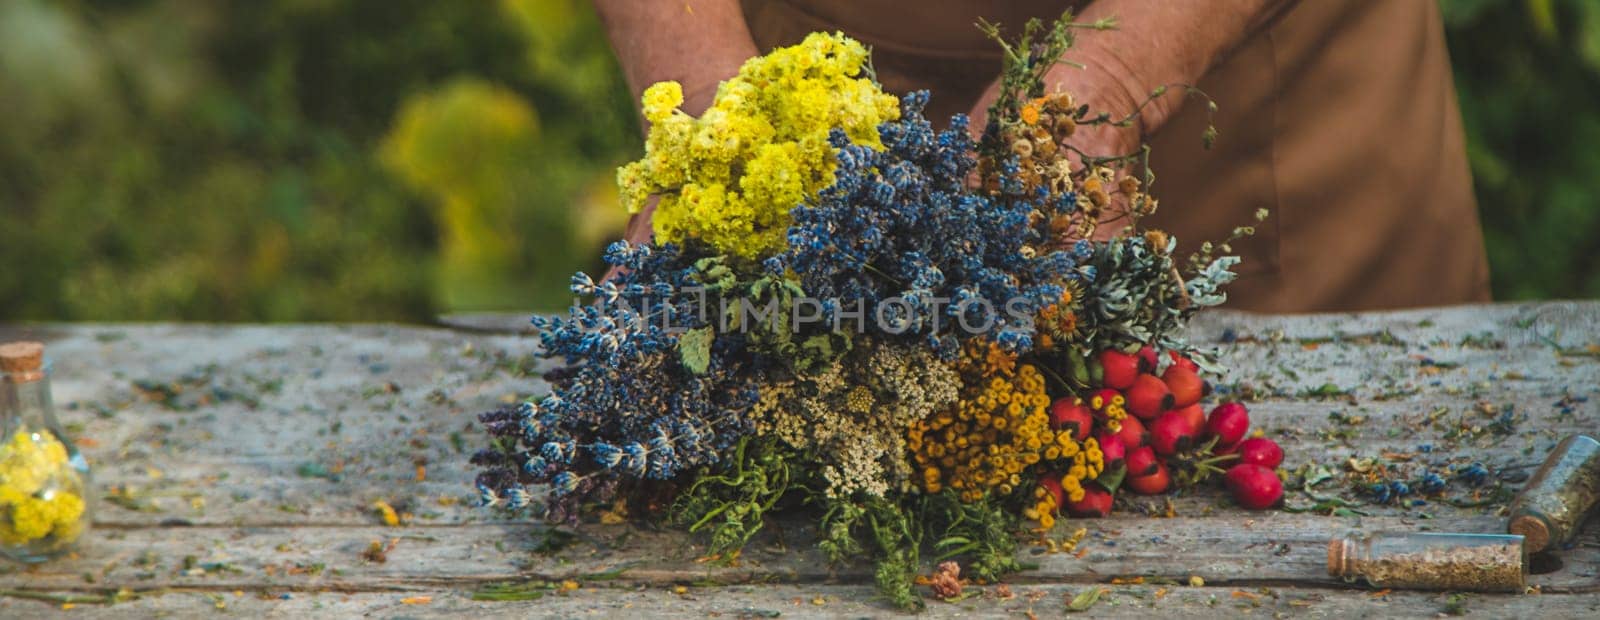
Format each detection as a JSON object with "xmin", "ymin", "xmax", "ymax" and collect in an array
[{"xmin": 740, "ymin": 0, "xmax": 1491, "ymax": 313}]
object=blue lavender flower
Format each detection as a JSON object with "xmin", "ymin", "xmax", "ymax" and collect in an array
[
  {"xmin": 551, "ymin": 472, "xmax": 579, "ymax": 496},
  {"xmin": 475, "ymin": 483, "xmax": 500, "ymax": 508},
  {"xmin": 1454, "ymin": 462, "xmax": 1490, "ymax": 486},
  {"xmin": 1415, "ymin": 471, "xmax": 1447, "ymax": 494},
  {"xmin": 769, "ymin": 91, "xmax": 1089, "ymax": 353},
  {"xmin": 590, "ymin": 443, "xmax": 623, "ymax": 468},
  {"xmin": 506, "ymin": 486, "xmax": 534, "ymax": 509},
  {"xmin": 1367, "ymin": 480, "xmax": 1412, "ymax": 505},
  {"xmin": 622, "ymin": 442, "xmax": 649, "ymax": 476},
  {"xmin": 474, "ymin": 240, "xmax": 765, "ymax": 517}
]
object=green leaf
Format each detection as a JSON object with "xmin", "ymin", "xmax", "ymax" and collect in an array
[
  {"xmin": 933, "ymin": 536, "xmax": 973, "ymax": 549},
  {"xmin": 103, "ymin": 493, "xmax": 162, "ymax": 513},
  {"xmin": 792, "ymin": 332, "xmax": 852, "ymax": 374},
  {"xmin": 801, "ymin": 333, "xmax": 835, "ymax": 356},
  {"xmin": 692, "ymin": 256, "xmax": 736, "ymax": 291},
  {"xmin": 1066, "ymin": 348, "xmax": 1090, "ymax": 388},
  {"xmin": 1095, "ymin": 461, "xmax": 1127, "ymax": 494},
  {"xmin": 692, "ymin": 256, "xmax": 724, "ymax": 273},
  {"xmin": 1066, "ymin": 587, "xmax": 1104, "ymax": 612},
  {"xmin": 471, "ymin": 580, "xmax": 554, "ymax": 601},
  {"xmin": 1579, "ymin": 2, "xmax": 1600, "ymax": 72},
  {"xmin": 678, "ymin": 327, "xmax": 714, "ymax": 375}
]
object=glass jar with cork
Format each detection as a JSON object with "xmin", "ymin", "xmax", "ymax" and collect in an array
[
  {"xmin": 1508, "ymin": 434, "xmax": 1600, "ymax": 555},
  {"xmin": 0, "ymin": 341, "xmax": 92, "ymax": 563},
  {"xmin": 1327, "ymin": 532, "xmax": 1527, "ymax": 592}
]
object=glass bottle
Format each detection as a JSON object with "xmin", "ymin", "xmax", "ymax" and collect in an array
[
  {"xmin": 1508, "ymin": 434, "xmax": 1600, "ymax": 554},
  {"xmin": 1327, "ymin": 532, "xmax": 1526, "ymax": 592},
  {"xmin": 0, "ymin": 341, "xmax": 91, "ymax": 563}
]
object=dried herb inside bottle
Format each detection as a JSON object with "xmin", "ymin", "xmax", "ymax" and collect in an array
[
  {"xmin": 1508, "ymin": 434, "xmax": 1600, "ymax": 554},
  {"xmin": 1328, "ymin": 532, "xmax": 1526, "ymax": 592}
]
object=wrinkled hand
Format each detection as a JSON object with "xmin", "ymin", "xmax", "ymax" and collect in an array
[
  {"xmin": 621, "ymin": 198, "xmax": 658, "ymax": 247},
  {"xmin": 968, "ymin": 97, "xmax": 1140, "ymax": 172},
  {"xmin": 967, "ymin": 63, "xmax": 1148, "ymax": 242}
]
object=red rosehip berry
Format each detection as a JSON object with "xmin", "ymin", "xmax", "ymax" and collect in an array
[
  {"xmin": 1169, "ymin": 403, "xmax": 1206, "ymax": 436},
  {"xmin": 1161, "ymin": 364, "xmax": 1209, "ymax": 409},
  {"xmin": 1064, "ymin": 485, "xmax": 1114, "ymax": 518},
  {"xmin": 1113, "ymin": 415, "xmax": 1149, "ymax": 448},
  {"xmin": 1049, "ymin": 397, "xmax": 1095, "ymax": 439},
  {"xmin": 1136, "ymin": 345, "xmax": 1159, "ymax": 373},
  {"xmin": 1150, "ymin": 411, "xmax": 1198, "ymax": 456},
  {"xmin": 1097, "ymin": 349, "xmax": 1141, "ymax": 390},
  {"xmin": 1125, "ymin": 445, "xmax": 1160, "ymax": 478},
  {"xmin": 1125, "ymin": 374, "xmax": 1174, "ymax": 420},
  {"xmin": 1205, "ymin": 402, "xmax": 1250, "ymax": 448},
  {"xmin": 1235, "ymin": 437, "xmax": 1284, "ymax": 469},
  {"xmin": 1224, "ymin": 464, "xmax": 1284, "ymax": 510},
  {"xmin": 1094, "ymin": 431, "xmax": 1126, "ymax": 466},
  {"xmin": 1126, "ymin": 462, "xmax": 1171, "ymax": 495},
  {"xmin": 1167, "ymin": 350, "xmax": 1199, "ymax": 373}
]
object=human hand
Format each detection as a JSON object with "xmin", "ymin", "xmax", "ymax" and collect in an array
[
  {"xmin": 621, "ymin": 198, "xmax": 657, "ymax": 247},
  {"xmin": 967, "ymin": 59, "xmax": 1149, "ymax": 241},
  {"xmin": 969, "ymin": 85, "xmax": 1142, "ymax": 171}
]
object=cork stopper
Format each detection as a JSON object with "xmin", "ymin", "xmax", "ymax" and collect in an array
[
  {"xmin": 1509, "ymin": 514, "xmax": 1551, "ymax": 554},
  {"xmin": 1326, "ymin": 538, "xmax": 1350, "ymax": 577},
  {"xmin": 0, "ymin": 341, "xmax": 45, "ymax": 381}
]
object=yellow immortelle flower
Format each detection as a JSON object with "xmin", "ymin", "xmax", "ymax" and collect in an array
[
  {"xmin": 0, "ymin": 428, "xmax": 86, "ymax": 547},
  {"xmin": 640, "ymin": 81, "xmax": 684, "ymax": 125},
  {"xmin": 616, "ymin": 32, "xmax": 900, "ymax": 260}
]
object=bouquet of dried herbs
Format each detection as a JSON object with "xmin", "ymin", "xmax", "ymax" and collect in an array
[{"xmin": 470, "ymin": 13, "xmax": 1275, "ymax": 609}]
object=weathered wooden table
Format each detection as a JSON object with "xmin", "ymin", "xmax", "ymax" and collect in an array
[{"xmin": 1, "ymin": 302, "xmax": 1596, "ymax": 617}]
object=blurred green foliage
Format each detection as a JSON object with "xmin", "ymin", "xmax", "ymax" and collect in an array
[
  {"xmin": 0, "ymin": 0, "xmax": 1595, "ymax": 322},
  {"xmin": 0, "ymin": 0, "xmax": 634, "ymax": 321},
  {"xmin": 1442, "ymin": 0, "xmax": 1600, "ymax": 300}
]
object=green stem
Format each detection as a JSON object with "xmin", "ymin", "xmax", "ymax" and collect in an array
[
  {"xmin": 1035, "ymin": 356, "xmax": 1079, "ymax": 391},
  {"xmin": 0, "ymin": 589, "xmax": 125, "ymax": 605}
]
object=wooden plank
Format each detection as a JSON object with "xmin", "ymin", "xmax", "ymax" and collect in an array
[
  {"xmin": 0, "ymin": 303, "xmax": 1595, "ymax": 614},
  {"xmin": 34, "ymin": 312, "xmax": 1592, "ymax": 529},
  {"xmin": 67, "ymin": 388, "xmax": 1597, "ymax": 529},
  {"xmin": 3, "ymin": 583, "xmax": 1599, "ymax": 618},
  {"xmin": 0, "ymin": 515, "xmax": 1592, "ymax": 592}
]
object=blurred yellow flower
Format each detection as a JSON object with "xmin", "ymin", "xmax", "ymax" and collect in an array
[{"xmin": 0, "ymin": 428, "xmax": 86, "ymax": 547}]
